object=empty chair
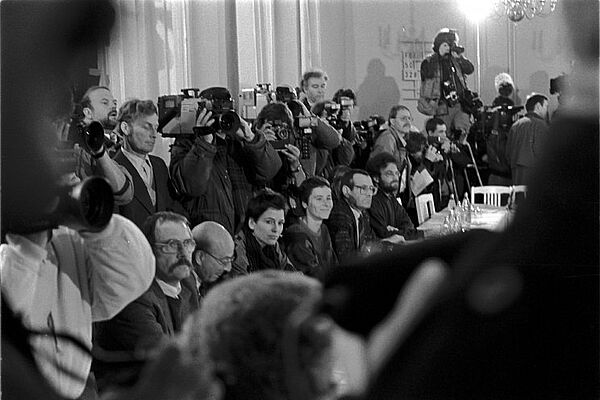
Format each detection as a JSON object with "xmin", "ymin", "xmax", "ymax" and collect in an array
[
  {"xmin": 470, "ymin": 185, "xmax": 512, "ymax": 207},
  {"xmin": 510, "ymin": 185, "xmax": 528, "ymax": 206},
  {"xmin": 416, "ymin": 193, "xmax": 436, "ymax": 225}
]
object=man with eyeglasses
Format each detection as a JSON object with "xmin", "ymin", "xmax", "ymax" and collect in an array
[
  {"xmin": 191, "ymin": 221, "xmax": 235, "ymax": 296},
  {"xmin": 366, "ymin": 152, "xmax": 419, "ymax": 242},
  {"xmin": 92, "ymin": 211, "xmax": 200, "ymax": 393},
  {"xmin": 326, "ymin": 169, "xmax": 404, "ymax": 263},
  {"xmin": 370, "ymin": 105, "xmax": 420, "ymax": 208}
]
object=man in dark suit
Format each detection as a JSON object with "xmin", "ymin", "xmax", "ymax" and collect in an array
[
  {"xmin": 93, "ymin": 211, "xmax": 200, "ymax": 393},
  {"xmin": 326, "ymin": 169, "xmax": 404, "ymax": 263},
  {"xmin": 113, "ymin": 99, "xmax": 179, "ymax": 228}
]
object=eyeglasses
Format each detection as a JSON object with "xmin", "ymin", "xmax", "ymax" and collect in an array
[
  {"xmin": 382, "ymin": 170, "xmax": 400, "ymax": 177},
  {"xmin": 204, "ymin": 250, "xmax": 236, "ymax": 266},
  {"xmin": 353, "ymin": 185, "xmax": 378, "ymax": 195},
  {"xmin": 153, "ymin": 239, "xmax": 196, "ymax": 254}
]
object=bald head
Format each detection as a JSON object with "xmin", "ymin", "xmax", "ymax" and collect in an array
[{"xmin": 192, "ymin": 221, "xmax": 235, "ymax": 283}]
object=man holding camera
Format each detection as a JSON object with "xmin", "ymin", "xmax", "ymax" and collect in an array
[
  {"xmin": 169, "ymin": 87, "xmax": 282, "ymax": 235},
  {"xmin": 424, "ymin": 117, "xmax": 472, "ymax": 204},
  {"xmin": 73, "ymin": 86, "xmax": 134, "ymax": 205},
  {"xmin": 418, "ymin": 28, "xmax": 475, "ymax": 135}
]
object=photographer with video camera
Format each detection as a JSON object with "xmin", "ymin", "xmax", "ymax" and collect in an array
[
  {"xmin": 418, "ymin": 28, "xmax": 478, "ymax": 134},
  {"xmin": 169, "ymin": 87, "xmax": 282, "ymax": 235},
  {"xmin": 70, "ymin": 86, "xmax": 134, "ymax": 206}
]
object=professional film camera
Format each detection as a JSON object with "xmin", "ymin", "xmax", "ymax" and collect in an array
[{"xmin": 158, "ymin": 87, "xmax": 241, "ymax": 137}]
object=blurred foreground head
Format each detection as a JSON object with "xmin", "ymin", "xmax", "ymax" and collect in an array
[
  {"xmin": 180, "ymin": 270, "xmax": 336, "ymax": 400},
  {"xmin": 1, "ymin": 0, "xmax": 115, "ymax": 235}
]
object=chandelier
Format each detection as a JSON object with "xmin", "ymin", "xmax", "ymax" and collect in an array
[{"xmin": 495, "ymin": 0, "xmax": 559, "ymax": 22}]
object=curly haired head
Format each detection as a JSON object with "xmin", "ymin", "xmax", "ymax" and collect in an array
[{"xmin": 179, "ymin": 271, "xmax": 335, "ymax": 400}]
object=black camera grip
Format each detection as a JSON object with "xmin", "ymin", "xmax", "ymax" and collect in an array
[{"xmin": 192, "ymin": 126, "xmax": 216, "ymax": 136}]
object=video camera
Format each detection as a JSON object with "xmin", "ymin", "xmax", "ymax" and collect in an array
[
  {"xmin": 353, "ymin": 115, "xmax": 384, "ymax": 145},
  {"xmin": 275, "ymin": 85, "xmax": 298, "ymax": 103},
  {"xmin": 158, "ymin": 87, "xmax": 241, "ymax": 137},
  {"xmin": 240, "ymin": 83, "xmax": 274, "ymax": 120}
]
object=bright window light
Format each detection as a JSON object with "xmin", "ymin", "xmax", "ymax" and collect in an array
[{"xmin": 457, "ymin": 0, "xmax": 495, "ymax": 23}]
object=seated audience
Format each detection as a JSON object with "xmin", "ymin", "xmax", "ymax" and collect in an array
[
  {"xmin": 284, "ymin": 177, "xmax": 338, "ymax": 278},
  {"xmin": 231, "ymin": 189, "xmax": 294, "ymax": 275},
  {"xmin": 191, "ymin": 220, "xmax": 235, "ymax": 297},
  {"xmin": 169, "ymin": 87, "xmax": 282, "ymax": 234},
  {"xmin": 113, "ymin": 99, "xmax": 183, "ymax": 228},
  {"xmin": 93, "ymin": 211, "xmax": 200, "ymax": 392},
  {"xmin": 326, "ymin": 169, "xmax": 403, "ymax": 263},
  {"xmin": 330, "ymin": 165, "xmax": 352, "ymax": 202},
  {"xmin": 366, "ymin": 152, "xmax": 419, "ymax": 240},
  {"xmin": 179, "ymin": 270, "xmax": 337, "ymax": 400}
]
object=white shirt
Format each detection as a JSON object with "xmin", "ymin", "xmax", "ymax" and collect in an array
[
  {"xmin": 0, "ymin": 215, "xmax": 155, "ymax": 398},
  {"xmin": 122, "ymin": 147, "xmax": 156, "ymax": 206},
  {"xmin": 156, "ymin": 278, "xmax": 182, "ymax": 299}
]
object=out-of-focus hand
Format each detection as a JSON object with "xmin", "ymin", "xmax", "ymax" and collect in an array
[
  {"xmin": 381, "ymin": 234, "xmax": 406, "ymax": 245},
  {"xmin": 258, "ymin": 122, "xmax": 277, "ymax": 142},
  {"xmin": 279, "ymin": 144, "xmax": 301, "ymax": 171},
  {"xmin": 195, "ymin": 109, "xmax": 215, "ymax": 143},
  {"xmin": 233, "ymin": 118, "xmax": 255, "ymax": 142}
]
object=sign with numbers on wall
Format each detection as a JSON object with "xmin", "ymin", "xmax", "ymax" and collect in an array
[{"xmin": 402, "ymin": 50, "xmax": 421, "ymax": 81}]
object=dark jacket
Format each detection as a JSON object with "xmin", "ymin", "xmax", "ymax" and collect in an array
[
  {"xmin": 92, "ymin": 277, "xmax": 200, "ymax": 390},
  {"xmin": 326, "ymin": 198, "xmax": 377, "ymax": 263},
  {"xmin": 169, "ymin": 133, "xmax": 282, "ymax": 234},
  {"xmin": 283, "ymin": 219, "xmax": 338, "ymax": 278},
  {"xmin": 231, "ymin": 229, "xmax": 294, "ymax": 276},
  {"xmin": 368, "ymin": 190, "xmax": 419, "ymax": 240},
  {"xmin": 113, "ymin": 151, "xmax": 176, "ymax": 229}
]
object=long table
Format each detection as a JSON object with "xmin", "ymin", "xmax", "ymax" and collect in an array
[{"xmin": 417, "ymin": 204, "xmax": 513, "ymax": 239}]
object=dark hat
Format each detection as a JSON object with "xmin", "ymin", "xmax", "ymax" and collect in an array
[{"xmin": 433, "ymin": 28, "xmax": 458, "ymax": 54}]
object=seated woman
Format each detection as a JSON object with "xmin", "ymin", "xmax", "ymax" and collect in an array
[
  {"xmin": 179, "ymin": 270, "xmax": 337, "ymax": 400},
  {"xmin": 231, "ymin": 189, "xmax": 295, "ymax": 275},
  {"xmin": 283, "ymin": 177, "xmax": 338, "ymax": 278}
]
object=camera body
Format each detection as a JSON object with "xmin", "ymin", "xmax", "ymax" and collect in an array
[
  {"xmin": 264, "ymin": 120, "xmax": 295, "ymax": 151},
  {"xmin": 294, "ymin": 115, "xmax": 318, "ymax": 159},
  {"xmin": 158, "ymin": 87, "xmax": 241, "ymax": 137},
  {"xmin": 354, "ymin": 115, "xmax": 383, "ymax": 144}
]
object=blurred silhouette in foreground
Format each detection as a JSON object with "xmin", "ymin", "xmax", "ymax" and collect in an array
[{"xmin": 321, "ymin": 1, "xmax": 599, "ymax": 398}]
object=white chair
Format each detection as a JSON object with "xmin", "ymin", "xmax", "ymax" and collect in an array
[
  {"xmin": 510, "ymin": 185, "xmax": 528, "ymax": 205},
  {"xmin": 470, "ymin": 185, "xmax": 512, "ymax": 207},
  {"xmin": 416, "ymin": 193, "xmax": 435, "ymax": 225}
]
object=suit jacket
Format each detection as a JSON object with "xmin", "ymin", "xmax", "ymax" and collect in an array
[
  {"xmin": 326, "ymin": 198, "xmax": 376, "ymax": 263},
  {"xmin": 92, "ymin": 277, "xmax": 200, "ymax": 390},
  {"xmin": 114, "ymin": 150, "xmax": 174, "ymax": 228}
]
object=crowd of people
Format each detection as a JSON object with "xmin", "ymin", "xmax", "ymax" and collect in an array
[{"xmin": 1, "ymin": 0, "xmax": 597, "ymax": 399}]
